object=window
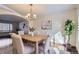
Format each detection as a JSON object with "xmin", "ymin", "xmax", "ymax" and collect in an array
[{"xmin": 0, "ymin": 23, "xmax": 13, "ymax": 32}]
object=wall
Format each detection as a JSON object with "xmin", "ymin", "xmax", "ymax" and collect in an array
[
  {"xmin": 12, "ymin": 22, "xmax": 19, "ymax": 32},
  {"xmin": 31, "ymin": 9, "xmax": 77, "ymax": 46},
  {"xmin": 19, "ymin": 21, "xmax": 29, "ymax": 33},
  {"xmin": 76, "ymin": 5, "xmax": 79, "ymax": 53}
]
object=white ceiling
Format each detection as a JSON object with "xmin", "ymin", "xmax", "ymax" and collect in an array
[
  {"xmin": 0, "ymin": 4, "xmax": 77, "ymax": 22},
  {"xmin": 4, "ymin": 4, "xmax": 77, "ymax": 15}
]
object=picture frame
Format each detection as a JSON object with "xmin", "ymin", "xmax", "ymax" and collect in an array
[{"xmin": 41, "ymin": 20, "xmax": 52, "ymax": 30}]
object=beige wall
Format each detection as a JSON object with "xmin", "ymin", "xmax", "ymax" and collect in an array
[
  {"xmin": 76, "ymin": 5, "xmax": 79, "ymax": 53},
  {"xmin": 31, "ymin": 8, "xmax": 77, "ymax": 46}
]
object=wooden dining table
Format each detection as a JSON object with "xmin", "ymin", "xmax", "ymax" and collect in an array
[{"xmin": 21, "ymin": 34, "xmax": 48, "ymax": 54}]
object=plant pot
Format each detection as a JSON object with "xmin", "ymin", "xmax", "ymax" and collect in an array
[
  {"xmin": 66, "ymin": 43, "xmax": 71, "ymax": 51},
  {"xmin": 65, "ymin": 35, "xmax": 71, "ymax": 51},
  {"xmin": 67, "ymin": 44, "xmax": 71, "ymax": 49}
]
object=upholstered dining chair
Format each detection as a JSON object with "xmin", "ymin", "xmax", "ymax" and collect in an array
[
  {"xmin": 39, "ymin": 35, "xmax": 54, "ymax": 54},
  {"xmin": 54, "ymin": 31, "xmax": 65, "ymax": 44},
  {"xmin": 44, "ymin": 36, "xmax": 53, "ymax": 53},
  {"xmin": 18, "ymin": 31, "xmax": 24, "ymax": 35},
  {"xmin": 54, "ymin": 31, "xmax": 65, "ymax": 50},
  {"xmin": 10, "ymin": 33, "xmax": 35, "ymax": 54}
]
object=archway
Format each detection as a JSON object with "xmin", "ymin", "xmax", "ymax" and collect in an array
[{"xmin": 0, "ymin": 13, "xmax": 29, "ymax": 37}]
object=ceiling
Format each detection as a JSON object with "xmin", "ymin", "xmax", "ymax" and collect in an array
[
  {"xmin": 0, "ymin": 4, "xmax": 77, "ymax": 22},
  {"xmin": 4, "ymin": 4, "xmax": 77, "ymax": 15}
]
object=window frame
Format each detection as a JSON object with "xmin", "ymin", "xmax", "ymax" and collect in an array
[{"xmin": 0, "ymin": 23, "xmax": 13, "ymax": 32}]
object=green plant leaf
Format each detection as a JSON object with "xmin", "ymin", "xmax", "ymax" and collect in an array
[{"xmin": 64, "ymin": 19, "xmax": 75, "ymax": 36}]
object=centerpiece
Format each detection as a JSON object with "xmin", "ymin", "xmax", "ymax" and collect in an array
[{"xmin": 29, "ymin": 27, "xmax": 35, "ymax": 36}]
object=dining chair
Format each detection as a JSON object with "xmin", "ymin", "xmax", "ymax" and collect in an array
[
  {"xmin": 44, "ymin": 36, "xmax": 52, "ymax": 53},
  {"xmin": 55, "ymin": 31, "xmax": 65, "ymax": 44},
  {"xmin": 10, "ymin": 33, "xmax": 35, "ymax": 54},
  {"xmin": 39, "ymin": 35, "xmax": 54, "ymax": 54},
  {"xmin": 18, "ymin": 31, "xmax": 24, "ymax": 35}
]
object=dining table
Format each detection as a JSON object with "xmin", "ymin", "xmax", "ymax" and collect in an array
[{"xmin": 21, "ymin": 34, "xmax": 48, "ymax": 54}]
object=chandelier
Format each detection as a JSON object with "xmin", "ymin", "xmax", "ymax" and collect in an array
[{"xmin": 26, "ymin": 4, "xmax": 36, "ymax": 20}]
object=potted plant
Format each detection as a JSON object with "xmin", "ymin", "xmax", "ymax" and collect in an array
[{"xmin": 64, "ymin": 19, "xmax": 75, "ymax": 49}]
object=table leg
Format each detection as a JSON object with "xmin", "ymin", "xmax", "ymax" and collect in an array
[{"xmin": 36, "ymin": 42, "xmax": 38, "ymax": 54}]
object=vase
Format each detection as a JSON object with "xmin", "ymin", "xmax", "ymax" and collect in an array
[
  {"xmin": 31, "ymin": 32, "xmax": 34, "ymax": 36},
  {"xmin": 29, "ymin": 31, "xmax": 34, "ymax": 36}
]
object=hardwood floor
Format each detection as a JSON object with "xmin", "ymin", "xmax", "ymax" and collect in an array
[
  {"xmin": 0, "ymin": 38, "xmax": 12, "ymax": 54},
  {"xmin": 0, "ymin": 45, "xmax": 13, "ymax": 54}
]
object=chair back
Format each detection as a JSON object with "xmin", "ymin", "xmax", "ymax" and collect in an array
[
  {"xmin": 55, "ymin": 31, "xmax": 64, "ymax": 44},
  {"xmin": 44, "ymin": 36, "xmax": 52, "ymax": 53},
  {"xmin": 18, "ymin": 31, "xmax": 24, "ymax": 35},
  {"xmin": 11, "ymin": 33, "xmax": 24, "ymax": 54}
]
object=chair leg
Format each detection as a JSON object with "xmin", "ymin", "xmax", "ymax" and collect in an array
[{"xmin": 36, "ymin": 42, "xmax": 38, "ymax": 54}]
